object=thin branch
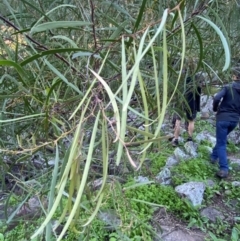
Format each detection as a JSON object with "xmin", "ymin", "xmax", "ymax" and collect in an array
[
  {"xmin": 0, "ymin": 14, "xmax": 85, "ymax": 79},
  {"xmin": 90, "ymin": 0, "xmax": 97, "ymax": 49}
]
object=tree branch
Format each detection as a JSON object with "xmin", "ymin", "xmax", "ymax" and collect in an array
[{"xmin": 0, "ymin": 14, "xmax": 85, "ymax": 79}]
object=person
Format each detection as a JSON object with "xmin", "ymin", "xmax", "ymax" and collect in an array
[
  {"xmin": 171, "ymin": 75, "xmax": 202, "ymax": 146},
  {"xmin": 210, "ymin": 67, "xmax": 240, "ymax": 178}
]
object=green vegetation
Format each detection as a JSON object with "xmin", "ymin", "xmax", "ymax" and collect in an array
[
  {"xmin": 171, "ymin": 158, "xmax": 216, "ymax": 185},
  {"xmin": 2, "ymin": 124, "xmax": 240, "ymax": 241},
  {"xmin": 0, "ymin": 0, "xmax": 240, "ymax": 240}
]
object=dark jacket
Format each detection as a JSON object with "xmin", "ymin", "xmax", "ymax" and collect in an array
[
  {"xmin": 213, "ymin": 81, "xmax": 240, "ymax": 122},
  {"xmin": 185, "ymin": 77, "xmax": 201, "ymax": 112}
]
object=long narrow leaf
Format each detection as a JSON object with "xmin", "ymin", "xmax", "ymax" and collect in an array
[
  {"xmin": 133, "ymin": 0, "xmax": 147, "ymax": 32},
  {"xmin": 191, "ymin": 23, "xmax": 203, "ymax": 73},
  {"xmin": 122, "ymin": 8, "xmax": 169, "ymax": 111},
  {"xmin": 94, "ymin": 114, "xmax": 108, "ymax": 201},
  {"xmin": 31, "ymin": 4, "xmax": 77, "ymax": 28},
  {"xmin": 0, "ymin": 60, "xmax": 28, "ymax": 86},
  {"xmin": 197, "ymin": 15, "xmax": 230, "ymax": 71},
  {"xmin": 20, "ymin": 48, "xmax": 86, "ymax": 66},
  {"xmin": 31, "ymin": 21, "xmax": 92, "ymax": 34},
  {"xmin": 31, "ymin": 98, "xmax": 91, "ymax": 239},
  {"xmin": 44, "ymin": 59, "xmax": 83, "ymax": 96},
  {"xmin": 0, "ymin": 113, "xmax": 44, "ymax": 123},
  {"xmin": 90, "ymin": 69, "xmax": 120, "ymax": 143},
  {"xmin": 116, "ymin": 37, "xmax": 128, "ymax": 166},
  {"xmin": 45, "ymin": 144, "xmax": 60, "ymax": 240},
  {"xmin": 57, "ymin": 111, "xmax": 101, "ymax": 240}
]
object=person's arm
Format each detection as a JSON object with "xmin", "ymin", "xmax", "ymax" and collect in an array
[{"xmin": 212, "ymin": 86, "xmax": 227, "ymax": 112}]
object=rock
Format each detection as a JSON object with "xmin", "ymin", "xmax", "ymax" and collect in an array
[
  {"xmin": 184, "ymin": 141, "xmax": 198, "ymax": 157},
  {"xmin": 2, "ymin": 195, "xmax": 47, "ymax": 232},
  {"xmin": 225, "ymin": 190, "xmax": 232, "ymax": 195},
  {"xmin": 174, "ymin": 148, "xmax": 190, "ymax": 161},
  {"xmin": 228, "ymin": 130, "xmax": 240, "ymax": 144},
  {"xmin": 28, "ymin": 196, "xmax": 45, "ymax": 211},
  {"xmin": 165, "ymin": 156, "xmax": 179, "ymax": 168},
  {"xmin": 159, "ymin": 229, "xmax": 205, "ymax": 241},
  {"xmin": 134, "ymin": 175, "xmax": 150, "ymax": 183},
  {"xmin": 156, "ymin": 167, "xmax": 171, "ymax": 185},
  {"xmin": 195, "ymin": 131, "xmax": 216, "ymax": 147},
  {"xmin": 201, "ymin": 145, "xmax": 213, "ymax": 154},
  {"xmin": 52, "ymin": 220, "xmax": 64, "ymax": 235},
  {"xmin": 200, "ymin": 207, "xmax": 225, "ymax": 222},
  {"xmin": 205, "ymin": 180, "xmax": 215, "ymax": 188},
  {"xmin": 175, "ymin": 182, "xmax": 206, "ymax": 206},
  {"xmin": 200, "ymin": 111, "xmax": 210, "ymax": 119},
  {"xmin": 229, "ymin": 158, "xmax": 240, "ymax": 170},
  {"xmin": 90, "ymin": 175, "xmax": 125, "ymax": 189},
  {"xmin": 161, "ymin": 124, "xmax": 169, "ymax": 132},
  {"xmin": 232, "ymin": 181, "xmax": 240, "ymax": 187},
  {"xmin": 47, "ymin": 159, "xmax": 56, "ymax": 166},
  {"xmin": 122, "ymin": 166, "xmax": 130, "ymax": 174},
  {"xmin": 200, "ymin": 95, "xmax": 213, "ymax": 113},
  {"xmin": 229, "ymin": 199, "xmax": 238, "ymax": 207},
  {"xmin": 98, "ymin": 210, "xmax": 121, "ymax": 230},
  {"xmin": 144, "ymin": 158, "xmax": 151, "ymax": 167},
  {"xmin": 31, "ymin": 152, "xmax": 46, "ymax": 167},
  {"xmin": 196, "ymin": 71, "xmax": 209, "ymax": 83},
  {"xmin": 127, "ymin": 111, "xmax": 138, "ymax": 121}
]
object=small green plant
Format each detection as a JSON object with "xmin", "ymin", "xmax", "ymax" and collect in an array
[
  {"xmin": 206, "ymin": 231, "xmax": 227, "ymax": 241},
  {"xmin": 143, "ymin": 153, "xmax": 168, "ymax": 176},
  {"xmin": 0, "ymin": 233, "xmax": 4, "ymax": 241},
  {"xmin": 227, "ymin": 142, "xmax": 240, "ymax": 154},
  {"xmin": 195, "ymin": 119, "xmax": 215, "ymax": 134},
  {"xmin": 197, "ymin": 145, "xmax": 212, "ymax": 159},
  {"xmin": 231, "ymin": 226, "xmax": 240, "ymax": 241},
  {"xmin": 124, "ymin": 183, "xmax": 200, "ymax": 221},
  {"xmin": 204, "ymin": 185, "xmax": 221, "ymax": 204},
  {"xmin": 171, "ymin": 158, "xmax": 216, "ymax": 185}
]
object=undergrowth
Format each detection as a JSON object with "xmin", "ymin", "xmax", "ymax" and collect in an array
[{"xmin": 2, "ymin": 119, "xmax": 240, "ymax": 241}]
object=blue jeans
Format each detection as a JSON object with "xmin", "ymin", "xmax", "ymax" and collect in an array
[{"xmin": 211, "ymin": 121, "xmax": 238, "ymax": 171}]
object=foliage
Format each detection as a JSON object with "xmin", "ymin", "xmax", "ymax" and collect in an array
[
  {"xmin": 171, "ymin": 157, "xmax": 216, "ymax": 185},
  {"xmin": 194, "ymin": 118, "xmax": 215, "ymax": 135},
  {"xmin": 124, "ymin": 183, "xmax": 199, "ymax": 221},
  {"xmin": 0, "ymin": 0, "xmax": 240, "ymax": 240},
  {"xmin": 140, "ymin": 152, "xmax": 168, "ymax": 176},
  {"xmin": 227, "ymin": 142, "xmax": 240, "ymax": 154}
]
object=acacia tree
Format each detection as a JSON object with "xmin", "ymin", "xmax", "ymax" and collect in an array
[{"xmin": 0, "ymin": 0, "xmax": 239, "ymax": 240}]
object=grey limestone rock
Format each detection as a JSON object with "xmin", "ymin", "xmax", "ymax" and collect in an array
[
  {"xmin": 156, "ymin": 167, "xmax": 171, "ymax": 185},
  {"xmin": 232, "ymin": 181, "xmax": 240, "ymax": 187},
  {"xmin": 174, "ymin": 148, "xmax": 190, "ymax": 161},
  {"xmin": 201, "ymin": 95, "xmax": 213, "ymax": 114},
  {"xmin": 229, "ymin": 157, "xmax": 240, "ymax": 170},
  {"xmin": 134, "ymin": 175, "xmax": 150, "ymax": 183},
  {"xmin": 165, "ymin": 155, "xmax": 179, "ymax": 168},
  {"xmin": 228, "ymin": 129, "xmax": 240, "ymax": 144},
  {"xmin": 175, "ymin": 181, "xmax": 206, "ymax": 207},
  {"xmin": 184, "ymin": 141, "xmax": 198, "ymax": 158},
  {"xmin": 98, "ymin": 210, "xmax": 121, "ymax": 230},
  {"xmin": 200, "ymin": 207, "xmax": 225, "ymax": 222},
  {"xmin": 195, "ymin": 131, "xmax": 216, "ymax": 147},
  {"xmin": 159, "ymin": 229, "xmax": 205, "ymax": 241}
]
